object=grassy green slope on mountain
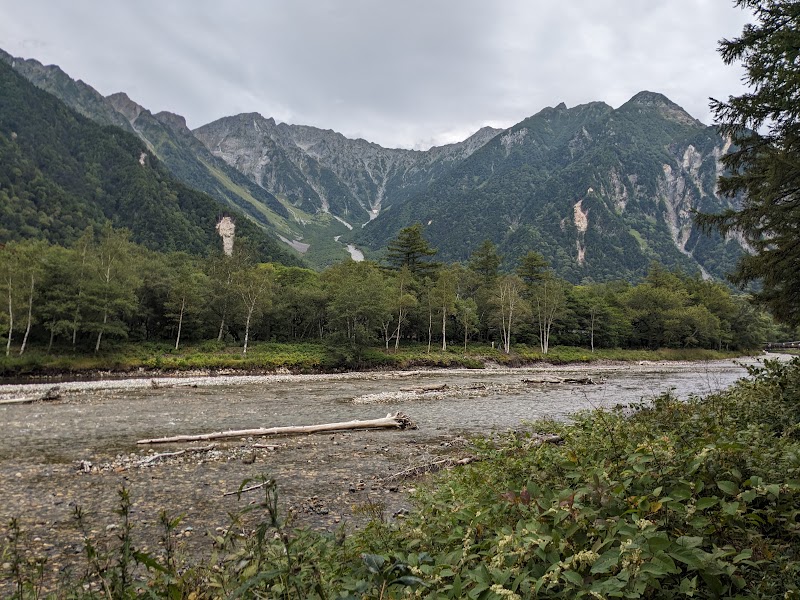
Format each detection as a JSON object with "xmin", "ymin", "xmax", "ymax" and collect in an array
[{"xmin": 0, "ymin": 60, "xmax": 298, "ymax": 263}]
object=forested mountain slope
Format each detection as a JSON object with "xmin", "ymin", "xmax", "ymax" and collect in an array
[
  {"xmin": 1, "ymin": 46, "xmax": 743, "ymax": 280},
  {"xmin": 356, "ymin": 92, "xmax": 744, "ymax": 282},
  {"xmin": 0, "ymin": 59, "xmax": 297, "ymax": 263},
  {"xmin": 0, "ymin": 49, "xmax": 300, "ymax": 255}
]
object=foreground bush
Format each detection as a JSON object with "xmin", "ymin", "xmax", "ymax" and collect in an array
[{"xmin": 4, "ymin": 359, "xmax": 799, "ymax": 598}]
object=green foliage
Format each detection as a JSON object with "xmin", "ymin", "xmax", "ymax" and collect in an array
[
  {"xmin": 358, "ymin": 93, "xmax": 742, "ymax": 283},
  {"xmin": 0, "ymin": 229, "xmax": 773, "ymax": 371},
  {"xmin": 698, "ymin": 0, "xmax": 800, "ymax": 325},
  {"xmin": 0, "ymin": 59, "xmax": 296, "ymax": 265},
  {"xmin": 384, "ymin": 223, "xmax": 439, "ymax": 276}
]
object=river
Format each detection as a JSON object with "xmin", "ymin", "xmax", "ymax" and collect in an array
[
  {"xmin": 0, "ymin": 356, "xmax": 771, "ymax": 587},
  {"xmin": 0, "ymin": 357, "xmax": 765, "ymax": 463}
]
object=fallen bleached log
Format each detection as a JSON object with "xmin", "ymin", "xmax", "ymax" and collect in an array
[
  {"xmin": 137, "ymin": 412, "xmax": 416, "ymax": 445},
  {"xmin": 522, "ymin": 376, "xmax": 600, "ymax": 385},
  {"xmin": 0, "ymin": 397, "xmax": 30, "ymax": 405}
]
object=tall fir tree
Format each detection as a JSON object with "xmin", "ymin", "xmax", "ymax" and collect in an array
[{"xmin": 698, "ymin": 0, "xmax": 800, "ymax": 324}]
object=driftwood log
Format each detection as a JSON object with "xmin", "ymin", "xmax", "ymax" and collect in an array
[
  {"xmin": 0, "ymin": 386, "xmax": 63, "ymax": 405},
  {"xmin": 522, "ymin": 376, "xmax": 600, "ymax": 385},
  {"xmin": 137, "ymin": 444, "xmax": 216, "ymax": 466},
  {"xmin": 401, "ymin": 384, "xmax": 448, "ymax": 393},
  {"xmin": 137, "ymin": 412, "xmax": 417, "ymax": 445}
]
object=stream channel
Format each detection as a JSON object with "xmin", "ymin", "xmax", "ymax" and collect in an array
[{"xmin": 0, "ymin": 356, "xmax": 770, "ymax": 586}]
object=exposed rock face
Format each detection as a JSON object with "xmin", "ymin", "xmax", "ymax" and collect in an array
[
  {"xmin": 215, "ymin": 216, "xmax": 235, "ymax": 256},
  {"xmin": 1, "ymin": 46, "xmax": 744, "ymax": 281},
  {"xmin": 106, "ymin": 92, "xmax": 146, "ymax": 125},
  {"xmin": 355, "ymin": 93, "xmax": 742, "ymax": 282},
  {"xmin": 194, "ymin": 115, "xmax": 500, "ymax": 224},
  {"xmin": 154, "ymin": 111, "xmax": 191, "ymax": 134}
]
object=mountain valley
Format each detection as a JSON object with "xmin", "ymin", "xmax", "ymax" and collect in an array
[{"xmin": 1, "ymin": 48, "xmax": 743, "ymax": 279}]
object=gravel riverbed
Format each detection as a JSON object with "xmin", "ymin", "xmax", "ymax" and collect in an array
[{"xmin": 0, "ymin": 359, "xmax": 767, "ymax": 592}]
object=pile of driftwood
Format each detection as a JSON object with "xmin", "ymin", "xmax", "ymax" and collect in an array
[{"xmin": 136, "ymin": 412, "xmax": 417, "ymax": 445}]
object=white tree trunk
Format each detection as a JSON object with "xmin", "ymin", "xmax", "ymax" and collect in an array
[
  {"xmin": 5, "ymin": 274, "xmax": 12, "ymax": 357},
  {"xmin": 95, "ymin": 309, "xmax": 107, "ymax": 353},
  {"xmin": 19, "ymin": 275, "xmax": 35, "ymax": 356},
  {"xmin": 394, "ymin": 309, "xmax": 404, "ymax": 352},
  {"xmin": 175, "ymin": 297, "xmax": 185, "ymax": 350},
  {"xmin": 217, "ymin": 313, "xmax": 226, "ymax": 342},
  {"xmin": 242, "ymin": 305, "xmax": 254, "ymax": 355},
  {"xmin": 441, "ymin": 308, "xmax": 447, "ymax": 351},
  {"xmin": 427, "ymin": 310, "xmax": 432, "ymax": 353}
]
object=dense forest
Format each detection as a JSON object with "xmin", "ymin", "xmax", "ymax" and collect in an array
[
  {"xmin": 0, "ymin": 59, "xmax": 297, "ymax": 265},
  {"xmin": 0, "ymin": 224, "xmax": 778, "ymax": 359}
]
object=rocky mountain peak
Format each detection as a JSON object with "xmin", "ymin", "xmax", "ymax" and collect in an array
[
  {"xmin": 106, "ymin": 92, "xmax": 146, "ymax": 124},
  {"xmin": 627, "ymin": 90, "xmax": 676, "ymax": 107},
  {"xmin": 154, "ymin": 110, "xmax": 190, "ymax": 134},
  {"xmin": 622, "ymin": 91, "xmax": 700, "ymax": 126}
]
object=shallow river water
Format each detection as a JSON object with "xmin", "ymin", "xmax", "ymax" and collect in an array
[
  {"xmin": 0, "ymin": 357, "xmax": 765, "ymax": 463},
  {"xmin": 0, "ymin": 356, "xmax": 775, "ymax": 590}
]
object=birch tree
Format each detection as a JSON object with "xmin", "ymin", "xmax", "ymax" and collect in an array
[
  {"xmin": 388, "ymin": 267, "xmax": 417, "ymax": 352},
  {"xmin": 88, "ymin": 226, "xmax": 139, "ymax": 353},
  {"xmin": 0, "ymin": 245, "xmax": 17, "ymax": 356},
  {"xmin": 494, "ymin": 274, "xmax": 527, "ymax": 354},
  {"xmin": 14, "ymin": 240, "xmax": 49, "ymax": 355},
  {"xmin": 166, "ymin": 254, "xmax": 208, "ymax": 350},
  {"xmin": 432, "ymin": 266, "xmax": 458, "ymax": 351},
  {"xmin": 530, "ymin": 275, "xmax": 567, "ymax": 355},
  {"xmin": 235, "ymin": 264, "xmax": 275, "ymax": 355}
]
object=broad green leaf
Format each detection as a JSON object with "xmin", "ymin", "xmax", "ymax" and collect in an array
[
  {"xmin": 591, "ymin": 549, "xmax": 620, "ymax": 574},
  {"xmin": 695, "ymin": 497, "xmax": 719, "ymax": 510}
]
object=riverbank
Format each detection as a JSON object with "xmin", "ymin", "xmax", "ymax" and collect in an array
[
  {"xmin": 0, "ymin": 340, "xmax": 752, "ymax": 381},
  {"xmin": 2, "ymin": 356, "xmax": 796, "ymax": 597}
]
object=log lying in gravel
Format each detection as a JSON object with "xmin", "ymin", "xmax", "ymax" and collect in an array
[
  {"xmin": 0, "ymin": 386, "xmax": 64, "ymax": 405},
  {"xmin": 401, "ymin": 383, "xmax": 448, "ymax": 393},
  {"xmin": 0, "ymin": 397, "xmax": 29, "ymax": 405},
  {"xmin": 522, "ymin": 376, "xmax": 600, "ymax": 385},
  {"xmin": 137, "ymin": 412, "xmax": 417, "ymax": 445},
  {"xmin": 138, "ymin": 444, "xmax": 216, "ymax": 466}
]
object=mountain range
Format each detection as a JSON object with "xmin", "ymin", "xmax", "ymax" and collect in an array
[{"xmin": 0, "ymin": 48, "xmax": 743, "ymax": 280}]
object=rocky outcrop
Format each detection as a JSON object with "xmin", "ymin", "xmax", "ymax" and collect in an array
[{"xmin": 106, "ymin": 92, "xmax": 146, "ymax": 125}]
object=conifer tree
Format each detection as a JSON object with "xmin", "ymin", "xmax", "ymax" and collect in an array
[
  {"xmin": 385, "ymin": 223, "xmax": 438, "ymax": 276},
  {"xmin": 698, "ymin": 0, "xmax": 800, "ymax": 324}
]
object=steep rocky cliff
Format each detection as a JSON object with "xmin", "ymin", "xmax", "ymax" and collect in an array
[{"xmin": 193, "ymin": 115, "xmax": 500, "ymax": 227}]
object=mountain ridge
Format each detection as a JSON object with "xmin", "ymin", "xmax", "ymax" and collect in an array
[{"xmin": 1, "ymin": 46, "xmax": 742, "ymax": 280}]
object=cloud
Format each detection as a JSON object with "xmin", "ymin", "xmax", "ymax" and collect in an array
[{"xmin": 0, "ymin": 0, "xmax": 752, "ymax": 148}]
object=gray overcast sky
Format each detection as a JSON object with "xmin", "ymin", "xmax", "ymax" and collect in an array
[{"xmin": 0, "ymin": 1, "xmax": 752, "ymax": 150}]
